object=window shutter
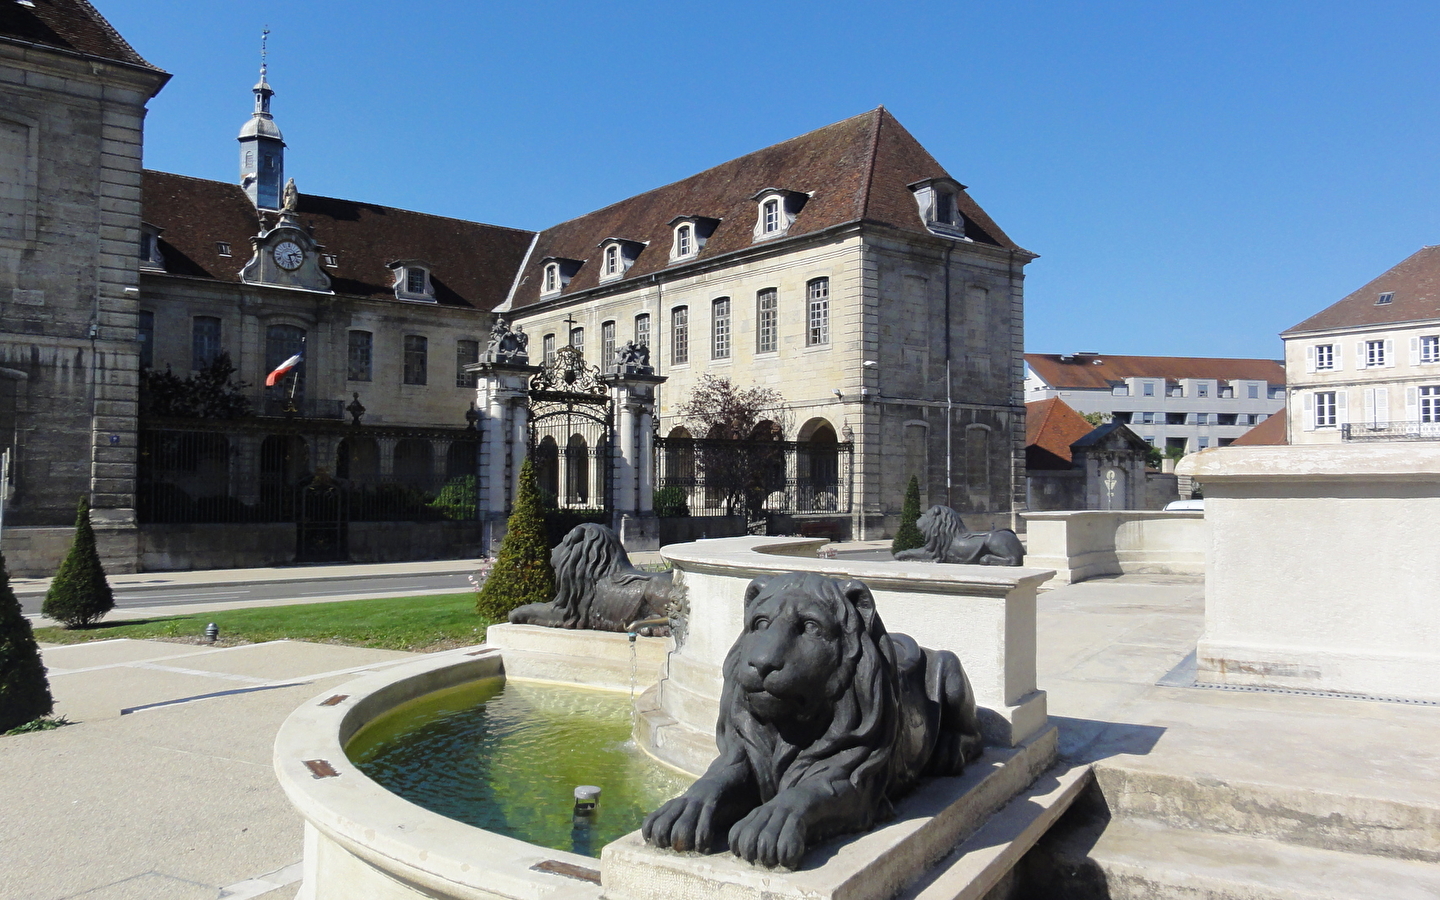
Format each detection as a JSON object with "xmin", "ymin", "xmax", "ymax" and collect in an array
[
  {"xmin": 1375, "ymin": 387, "xmax": 1389, "ymax": 425},
  {"xmin": 1357, "ymin": 341, "xmax": 1367, "ymax": 367},
  {"xmin": 1411, "ymin": 336, "xmax": 1421, "ymax": 365},
  {"xmin": 1385, "ymin": 338, "xmax": 1396, "ymax": 367},
  {"xmin": 1363, "ymin": 388, "xmax": 1374, "ymax": 423},
  {"xmin": 1303, "ymin": 392, "xmax": 1315, "ymax": 431},
  {"xmin": 1407, "ymin": 386, "xmax": 1419, "ymax": 421},
  {"xmin": 1334, "ymin": 343, "xmax": 1342, "ymax": 370},
  {"xmin": 1305, "ymin": 345, "xmax": 1315, "ymax": 373},
  {"xmin": 1336, "ymin": 390, "xmax": 1348, "ymax": 425}
]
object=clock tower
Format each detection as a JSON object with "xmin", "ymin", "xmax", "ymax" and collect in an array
[{"xmin": 238, "ymin": 29, "xmax": 285, "ymax": 209}]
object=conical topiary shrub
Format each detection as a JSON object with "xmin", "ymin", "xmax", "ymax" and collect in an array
[
  {"xmin": 41, "ymin": 496, "xmax": 115, "ymax": 629},
  {"xmin": 476, "ymin": 457, "xmax": 555, "ymax": 621},
  {"xmin": 892, "ymin": 476, "xmax": 925, "ymax": 555},
  {"xmin": 0, "ymin": 551, "xmax": 54, "ymax": 733}
]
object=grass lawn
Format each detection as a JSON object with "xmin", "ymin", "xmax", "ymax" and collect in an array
[{"xmin": 32, "ymin": 592, "xmax": 497, "ymax": 652}]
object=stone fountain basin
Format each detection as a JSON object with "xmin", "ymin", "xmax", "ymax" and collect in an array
[{"xmin": 274, "ymin": 646, "xmax": 618, "ymax": 900}]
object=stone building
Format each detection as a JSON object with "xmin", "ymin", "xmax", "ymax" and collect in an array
[
  {"xmin": 505, "ymin": 108, "xmax": 1034, "ymax": 538},
  {"xmin": 1283, "ymin": 245, "xmax": 1440, "ymax": 444},
  {"xmin": 1024, "ymin": 397, "xmax": 1176, "ymax": 511},
  {"xmin": 1, "ymin": 1, "xmax": 1035, "ymax": 570},
  {"xmin": 0, "ymin": 0, "xmax": 168, "ymax": 568},
  {"xmin": 1024, "ymin": 352, "xmax": 1286, "ymax": 455}
]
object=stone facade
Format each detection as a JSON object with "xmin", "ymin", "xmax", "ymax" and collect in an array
[{"xmin": 0, "ymin": 12, "xmax": 168, "ymax": 574}]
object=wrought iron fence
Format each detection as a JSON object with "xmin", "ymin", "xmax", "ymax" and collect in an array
[
  {"xmin": 653, "ymin": 436, "xmax": 853, "ymax": 517},
  {"xmin": 137, "ymin": 426, "xmax": 478, "ymax": 524},
  {"xmin": 1341, "ymin": 421, "xmax": 1440, "ymax": 442}
]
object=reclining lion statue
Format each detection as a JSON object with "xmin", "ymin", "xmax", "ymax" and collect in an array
[
  {"xmin": 508, "ymin": 523, "xmax": 673, "ymax": 633},
  {"xmin": 643, "ymin": 571, "xmax": 983, "ymax": 870},
  {"xmin": 893, "ymin": 505, "xmax": 1024, "ymax": 566}
]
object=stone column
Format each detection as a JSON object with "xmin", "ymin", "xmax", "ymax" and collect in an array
[
  {"xmin": 602, "ymin": 371, "xmax": 665, "ymax": 549},
  {"xmin": 469, "ymin": 359, "xmax": 538, "ymax": 554}
]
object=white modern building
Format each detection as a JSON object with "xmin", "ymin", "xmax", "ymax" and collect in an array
[
  {"xmin": 1024, "ymin": 353, "xmax": 1286, "ymax": 455},
  {"xmin": 1283, "ymin": 245, "xmax": 1440, "ymax": 444}
]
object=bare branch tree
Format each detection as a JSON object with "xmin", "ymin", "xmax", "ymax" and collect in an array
[{"xmin": 676, "ymin": 375, "xmax": 790, "ymax": 519}]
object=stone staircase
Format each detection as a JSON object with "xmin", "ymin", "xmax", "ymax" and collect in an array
[{"xmin": 1007, "ymin": 761, "xmax": 1440, "ymax": 899}]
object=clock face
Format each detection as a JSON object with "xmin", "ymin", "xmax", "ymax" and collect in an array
[{"xmin": 273, "ymin": 240, "xmax": 305, "ymax": 271}]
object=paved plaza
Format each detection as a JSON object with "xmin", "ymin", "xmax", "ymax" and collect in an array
[{"xmin": 4, "ymin": 563, "xmax": 1438, "ymax": 899}]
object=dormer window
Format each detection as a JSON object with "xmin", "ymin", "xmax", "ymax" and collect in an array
[
  {"xmin": 1377, "ymin": 291, "xmax": 1395, "ymax": 305},
  {"xmin": 908, "ymin": 177, "xmax": 970, "ymax": 239},
  {"xmin": 539, "ymin": 257, "xmax": 584, "ymax": 296},
  {"xmin": 751, "ymin": 189, "xmax": 807, "ymax": 241},
  {"xmin": 139, "ymin": 223, "xmax": 165, "ymax": 269},
  {"xmin": 389, "ymin": 260, "xmax": 436, "ymax": 302},
  {"xmin": 596, "ymin": 239, "xmax": 644, "ymax": 283},
  {"xmin": 668, "ymin": 216, "xmax": 718, "ymax": 262},
  {"xmin": 216, "ymin": 241, "xmax": 232, "ymax": 257}
]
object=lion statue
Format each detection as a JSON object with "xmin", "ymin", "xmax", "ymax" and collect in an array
[
  {"xmin": 893, "ymin": 505, "xmax": 1025, "ymax": 566},
  {"xmin": 643, "ymin": 571, "xmax": 983, "ymax": 870},
  {"xmin": 508, "ymin": 523, "xmax": 674, "ymax": 633}
]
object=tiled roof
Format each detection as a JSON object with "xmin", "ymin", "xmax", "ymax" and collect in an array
[
  {"xmin": 1283, "ymin": 245, "xmax": 1440, "ymax": 335},
  {"xmin": 507, "ymin": 107, "xmax": 1024, "ymax": 311},
  {"xmin": 1025, "ymin": 353, "xmax": 1286, "ymax": 391},
  {"xmin": 0, "ymin": 0, "xmax": 159, "ymax": 70},
  {"xmin": 142, "ymin": 171, "xmax": 535, "ymax": 311},
  {"xmin": 1231, "ymin": 407, "xmax": 1288, "ymax": 446},
  {"xmin": 1025, "ymin": 397, "xmax": 1095, "ymax": 466}
]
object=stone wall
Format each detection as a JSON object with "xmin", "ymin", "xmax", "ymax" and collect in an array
[
  {"xmin": 1021, "ymin": 509, "xmax": 1208, "ymax": 586},
  {"xmin": 135, "ymin": 521, "xmax": 482, "ymax": 571}
]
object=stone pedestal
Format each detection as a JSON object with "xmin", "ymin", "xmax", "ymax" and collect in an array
[
  {"xmin": 1179, "ymin": 444, "xmax": 1440, "ymax": 700},
  {"xmin": 604, "ymin": 371, "xmax": 666, "ymax": 548},
  {"xmin": 469, "ymin": 360, "xmax": 538, "ymax": 555}
]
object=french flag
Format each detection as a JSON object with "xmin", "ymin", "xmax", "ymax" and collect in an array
[{"xmin": 265, "ymin": 352, "xmax": 303, "ymax": 387}]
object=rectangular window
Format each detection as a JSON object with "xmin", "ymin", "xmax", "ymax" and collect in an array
[
  {"xmin": 712, "ymin": 297, "xmax": 731, "ymax": 359},
  {"xmin": 570, "ymin": 327, "xmax": 584, "ymax": 357},
  {"xmin": 1166, "ymin": 412, "xmax": 1186, "ymax": 425},
  {"xmin": 322, "ymin": 253, "xmax": 338, "ymax": 267},
  {"xmin": 1142, "ymin": 381, "xmax": 1155, "ymax": 397},
  {"xmin": 1194, "ymin": 412, "xmax": 1209, "ymax": 425},
  {"xmin": 672, "ymin": 306, "xmax": 689, "ymax": 365},
  {"xmin": 1377, "ymin": 291, "xmax": 1394, "ymax": 305},
  {"xmin": 1315, "ymin": 344, "xmax": 1335, "ymax": 370},
  {"xmin": 1248, "ymin": 383, "xmax": 1259, "ymax": 399},
  {"xmin": 807, "ymin": 278, "xmax": 830, "ymax": 346},
  {"xmin": 138, "ymin": 310, "xmax": 154, "ymax": 369},
  {"xmin": 634, "ymin": 313, "xmax": 651, "ymax": 349},
  {"xmin": 1197, "ymin": 383, "xmax": 1209, "ymax": 398},
  {"xmin": 406, "ymin": 268, "xmax": 426, "ymax": 294},
  {"xmin": 1315, "ymin": 391, "xmax": 1337, "ymax": 428},
  {"xmin": 1198, "ymin": 437, "xmax": 1209, "ymax": 448},
  {"xmin": 756, "ymin": 288, "xmax": 777, "ymax": 353},
  {"xmin": 403, "ymin": 334, "xmax": 428, "ymax": 385},
  {"xmin": 1422, "ymin": 386, "xmax": 1440, "ymax": 424},
  {"xmin": 347, "ymin": 331, "xmax": 372, "ymax": 381},
  {"xmin": 601, "ymin": 321, "xmax": 616, "ymax": 367},
  {"xmin": 1423, "ymin": 335, "xmax": 1440, "ymax": 364},
  {"xmin": 216, "ymin": 242, "xmax": 231, "ymax": 257},
  {"xmin": 265, "ymin": 324, "xmax": 306, "ymax": 400},
  {"xmin": 543, "ymin": 334, "xmax": 556, "ymax": 364},
  {"xmin": 1366, "ymin": 339, "xmax": 1386, "ymax": 367},
  {"xmin": 192, "ymin": 316, "xmax": 221, "ymax": 369},
  {"xmin": 763, "ymin": 199, "xmax": 780, "ymax": 233},
  {"xmin": 456, "ymin": 339, "xmax": 479, "ymax": 387}
]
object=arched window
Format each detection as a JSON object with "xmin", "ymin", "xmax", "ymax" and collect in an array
[
  {"xmin": 797, "ymin": 419, "xmax": 839, "ymax": 511},
  {"xmin": 535, "ymin": 436, "xmax": 560, "ymax": 506},
  {"xmin": 265, "ymin": 324, "xmax": 306, "ymax": 400},
  {"xmin": 393, "ymin": 439, "xmax": 434, "ymax": 484}
]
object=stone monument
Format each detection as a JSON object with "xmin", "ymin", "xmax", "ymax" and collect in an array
[
  {"xmin": 508, "ymin": 523, "xmax": 675, "ymax": 633},
  {"xmin": 893, "ymin": 505, "xmax": 1025, "ymax": 566}
]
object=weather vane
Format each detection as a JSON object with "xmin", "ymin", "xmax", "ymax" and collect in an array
[{"xmin": 261, "ymin": 26, "xmax": 270, "ymax": 76}]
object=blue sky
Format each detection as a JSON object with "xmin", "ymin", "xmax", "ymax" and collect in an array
[{"xmin": 102, "ymin": 1, "xmax": 1440, "ymax": 361}]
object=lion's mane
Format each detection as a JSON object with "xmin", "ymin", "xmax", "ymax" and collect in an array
[
  {"xmin": 919, "ymin": 505, "xmax": 968, "ymax": 559},
  {"xmin": 549, "ymin": 523, "xmax": 631, "ymax": 628}
]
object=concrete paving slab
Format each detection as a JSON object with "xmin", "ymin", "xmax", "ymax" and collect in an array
[
  {"xmin": 156, "ymin": 639, "xmax": 417, "ymax": 682},
  {"xmin": 62, "ymin": 872, "xmax": 217, "ymax": 900},
  {"xmin": 48, "ymin": 664, "xmax": 258, "ymax": 720},
  {"xmin": 37, "ymin": 638, "xmax": 214, "ymax": 671}
]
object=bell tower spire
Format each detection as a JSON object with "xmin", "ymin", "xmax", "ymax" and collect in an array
[{"xmin": 238, "ymin": 27, "xmax": 286, "ymax": 209}]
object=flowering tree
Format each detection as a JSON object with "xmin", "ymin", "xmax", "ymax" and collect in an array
[{"xmin": 676, "ymin": 375, "xmax": 789, "ymax": 520}]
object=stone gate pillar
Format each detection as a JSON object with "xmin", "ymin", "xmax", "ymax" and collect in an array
[
  {"xmin": 467, "ymin": 330, "xmax": 538, "ymax": 555},
  {"xmin": 604, "ymin": 356, "xmax": 665, "ymax": 551}
]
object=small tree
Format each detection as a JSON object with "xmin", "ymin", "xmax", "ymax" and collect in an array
[
  {"xmin": 676, "ymin": 375, "xmax": 788, "ymax": 519},
  {"xmin": 41, "ymin": 497, "xmax": 115, "ymax": 629},
  {"xmin": 476, "ymin": 458, "xmax": 555, "ymax": 621},
  {"xmin": 892, "ymin": 476, "xmax": 925, "ymax": 554},
  {"xmin": 139, "ymin": 353, "xmax": 252, "ymax": 419},
  {"xmin": 0, "ymin": 552, "xmax": 54, "ymax": 733}
]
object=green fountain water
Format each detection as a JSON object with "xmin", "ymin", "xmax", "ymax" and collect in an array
[{"xmin": 346, "ymin": 677, "xmax": 693, "ymax": 858}]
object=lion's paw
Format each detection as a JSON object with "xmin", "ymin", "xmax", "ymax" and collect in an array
[
  {"xmin": 728, "ymin": 802, "xmax": 808, "ymax": 870},
  {"xmin": 642, "ymin": 793, "xmax": 723, "ymax": 854}
]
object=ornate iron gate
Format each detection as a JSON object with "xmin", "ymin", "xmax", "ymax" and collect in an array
[{"xmin": 528, "ymin": 345, "xmax": 614, "ymax": 513}]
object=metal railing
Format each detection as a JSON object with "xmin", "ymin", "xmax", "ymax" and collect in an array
[
  {"xmin": 653, "ymin": 437, "xmax": 853, "ymax": 517},
  {"xmin": 256, "ymin": 396, "xmax": 346, "ymax": 419},
  {"xmin": 1341, "ymin": 421, "xmax": 1440, "ymax": 442}
]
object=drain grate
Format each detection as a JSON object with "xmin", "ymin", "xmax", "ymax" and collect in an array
[{"xmin": 1190, "ymin": 680, "xmax": 1440, "ymax": 706}]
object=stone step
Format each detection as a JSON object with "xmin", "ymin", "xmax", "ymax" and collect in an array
[
  {"xmin": 1023, "ymin": 815, "xmax": 1440, "ymax": 900},
  {"xmin": 1093, "ymin": 763, "xmax": 1440, "ymax": 862}
]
